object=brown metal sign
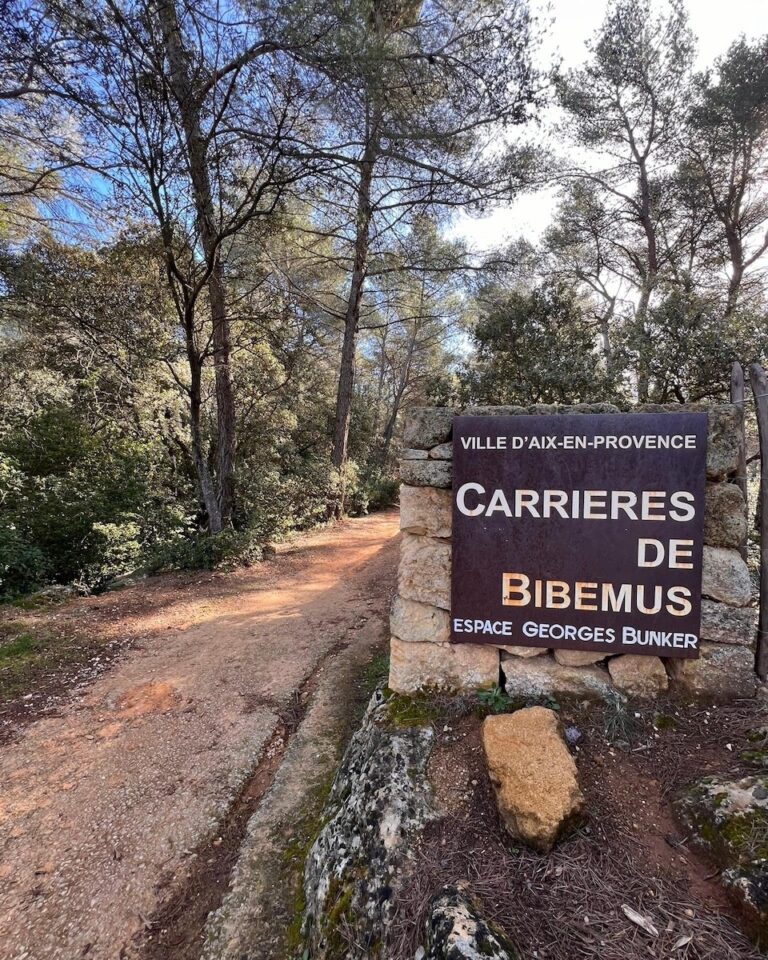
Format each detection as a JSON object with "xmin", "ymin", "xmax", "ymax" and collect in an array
[{"xmin": 451, "ymin": 413, "xmax": 708, "ymax": 659}]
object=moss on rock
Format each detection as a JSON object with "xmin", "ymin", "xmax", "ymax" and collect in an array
[{"xmin": 675, "ymin": 775, "xmax": 768, "ymax": 946}]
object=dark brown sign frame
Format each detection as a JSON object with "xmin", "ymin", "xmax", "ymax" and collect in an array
[{"xmin": 450, "ymin": 412, "xmax": 707, "ymax": 659}]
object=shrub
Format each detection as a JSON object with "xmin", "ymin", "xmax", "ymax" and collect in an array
[
  {"xmin": 147, "ymin": 527, "xmax": 264, "ymax": 573},
  {"xmin": 0, "ymin": 520, "xmax": 49, "ymax": 597}
]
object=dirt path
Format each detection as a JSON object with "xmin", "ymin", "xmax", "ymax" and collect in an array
[{"xmin": 0, "ymin": 511, "xmax": 400, "ymax": 960}]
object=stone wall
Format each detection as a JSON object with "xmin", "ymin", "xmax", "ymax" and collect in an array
[{"xmin": 389, "ymin": 403, "xmax": 759, "ymax": 702}]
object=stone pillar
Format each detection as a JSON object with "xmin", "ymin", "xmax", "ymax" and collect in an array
[{"xmin": 388, "ymin": 403, "xmax": 757, "ymax": 702}]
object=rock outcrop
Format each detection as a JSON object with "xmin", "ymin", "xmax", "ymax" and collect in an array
[
  {"xmin": 423, "ymin": 887, "xmax": 521, "ymax": 959},
  {"xmin": 482, "ymin": 707, "xmax": 585, "ymax": 853},
  {"xmin": 675, "ymin": 775, "xmax": 768, "ymax": 944},
  {"xmin": 302, "ymin": 689, "xmax": 436, "ymax": 959}
]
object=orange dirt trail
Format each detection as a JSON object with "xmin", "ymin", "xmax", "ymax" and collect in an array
[{"xmin": 0, "ymin": 511, "xmax": 400, "ymax": 960}]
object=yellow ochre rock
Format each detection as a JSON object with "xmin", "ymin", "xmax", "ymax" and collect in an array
[{"xmin": 482, "ymin": 706, "xmax": 585, "ymax": 853}]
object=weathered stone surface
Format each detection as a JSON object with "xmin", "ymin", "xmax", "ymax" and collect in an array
[
  {"xmin": 632, "ymin": 403, "xmax": 742, "ymax": 480},
  {"xmin": 398, "ymin": 533, "xmax": 451, "ymax": 609},
  {"xmin": 674, "ymin": 774, "xmax": 768, "ymax": 942},
  {"xmin": 390, "ymin": 595, "xmax": 450, "ymax": 645},
  {"xmin": 705, "ymin": 482, "xmax": 748, "ymax": 549},
  {"xmin": 502, "ymin": 654, "xmax": 614, "ymax": 700},
  {"xmin": 389, "ymin": 637, "xmax": 499, "ymax": 693},
  {"xmin": 702, "ymin": 546, "xmax": 753, "ymax": 606},
  {"xmin": 607, "ymin": 654, "xmax": 668, "ymax": 697},
  {"xmin": 528, "ymin": 403, "xmax": 562, "ymax": 415},
  {"xmin": 498, "ymin": 645, "xmax": 549, "ymax": 658},
  {"xmin": 707, "ymin": 404, "xmax": 743, "ymax": 481},
  {"xmin": 424, "ymin": 887, "xmax": 520, "ymax": 960},
  {"xmin": 554, "ymin": 648, "xmax": 608, "ymax": 666},
  {"xmin": 402, "ymin": 447, "xmax": 429, "ymax": 459},
  {"xmin": 428, "ymin": 442, "xmax": 453, "ymax": 460},
  {"xmin": 482, "ymin": 707, "xmax": 585, "ymax": 853},
  {"xmin": 461, "ymin": 405, "xmax": 529, "ymax": 417},
  {"xmin": 403, "ymin": 407, "xmax": 456, "ymax": 449},
  {"xmin": 400, "ymin": 458, "xmax": 452, "ymax": 489},
  {"xmin": 667, "ymin": 641, "xmax": 757, "ymax": 701},
  {"xmin": 700, "ymin": 599, "xmax": 757, "ymax": 646},
  {"xmin": 303, "ymin": 689, "xmax": 436, "ymax": 958},
  {"xmin": 400, "ymin": 484, "xmax": 452, "ymax": 539}
]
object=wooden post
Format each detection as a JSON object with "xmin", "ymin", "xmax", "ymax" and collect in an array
[
  {"xmin": 748, "ymin": 362, "xmax": 768, "ymax": 681},
  {"xmin": 731, "ymin": 362, "xmax": 749, "ymax": 560}
]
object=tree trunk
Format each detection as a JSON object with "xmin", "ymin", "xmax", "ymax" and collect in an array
[
  {"xmin": 635, "ymin": 283, "xmax": 654, "ymax": 402},
  {"xmin": 157, "ymin": 0, "xmax": 236, "ymax": 531},
  {"xmin": 725, "ymin": 230, "xmax": 745, "ymax": 317},
  {"xmin": 635, "ymin": 157, "xmax": 658, "ymax": 404},
  {"xmin": 186, "ymin": 322, "xmax": 222, "ymax": 531},
  {"xmin": 330, "ymin": 118, "xmax": 379, "ymax": 515}
]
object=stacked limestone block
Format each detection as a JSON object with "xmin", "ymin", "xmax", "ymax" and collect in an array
[{"xmin": 388, "ymin": 403, "xmax": 758, "ymax": 703}]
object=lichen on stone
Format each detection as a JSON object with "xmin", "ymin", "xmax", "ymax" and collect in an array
[
  {"xmin": 424, "ymin": 886, "xmax": 521, "ymax": 959},
  {"xmin": 301, "ymin": 688, "xmax": 436, "ymax": 958},
  {"xmin": 675, "ymin": 774, "xmax": 768, "ymax": 945}
]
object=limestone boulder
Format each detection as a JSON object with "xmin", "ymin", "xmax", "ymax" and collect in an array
[
  {"xmin": 402, "ymin": 447, "xmax": 429, "ymax": 460},
  {"xmin": 704, "ymin": 482, "xmax": 747, "ymax": 549},
  {"xmin": 398, "ymin": 533, "xmax": 451, "ymax": 610},
  {"xmin": 400, "ymin": 458, "xmax": 452, "ymax": 489},
  {"xmin": 403, "ymin": 407, "xmax": 455, "ymax": 449},
  {"xmin": 497, "ymin": 645, "xmax": 549, "ymax": 658},
  {"xmin": 424, "ymin": 887, "xmax": 520, "ymax": 960},
  {"xmin": 666, "ymin": 641, "xmax": 757, "ymax": 701},
  {"xmin": 502, "ymin": 654, "xmax": 614, "ymax": 700},
  {"xmin": 400, "ymin": 485, "xmax": 452, "ymax": 539},
  {"xmin": 390, "ymin": 595, "xmax": 450, "ymax": 645},
  {"xmin": 482, "ymin": 707, "xmax": 585, "ymax": 852},
  {"xmin": 607, "ymin": 654, "xmax": 668, "ymax": 697},
  {"xmin": 702, "ymin": 546, "xmax": 752, "ymax": 606},
  {"xmin": 700, "ymin": 599, "xmax": 757, "ymax": 646},
  {"xmin": 554, "ymin": 649, "xmax": 608, "ymax": 667},
  {"xmin": 389, "ymin": 637, "xmax": 498, "ymax": 693},
  {"xmin": 428, "ymin": 442, "xmax": 453, "ymax": 460}
]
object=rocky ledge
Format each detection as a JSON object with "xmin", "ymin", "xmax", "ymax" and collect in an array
[
  {"xmin": 301, "ymin": 689, "xmax": 436, "ymax": 958},
  {"xmin": 674, "ymin": 774, "xmax": 768, "ymax": 945}
]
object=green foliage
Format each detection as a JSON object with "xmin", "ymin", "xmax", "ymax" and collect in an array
[
  {"xmin": 463, "ymin": 282, "xmax": 623, "ymax": 405},
  {"xmin": 0, "ymin": 517, "xmax": 49, "ymax": 597},
  {"xmin": 147, "ymin": 528, "xmax": 264, "ymax": 573},
  {"xmin": 0, "ymin": 405, "xmax": 192, "ymax": 596},
  {"xmin": 476, "ymin": 684, "xmax": 514, "ymax": 714}
]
